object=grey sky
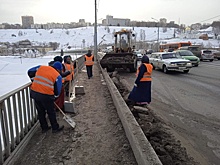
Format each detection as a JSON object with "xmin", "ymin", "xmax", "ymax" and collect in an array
[{"xmin": 0, "ymin": 0, "xmax": 219, "ymax": 26}]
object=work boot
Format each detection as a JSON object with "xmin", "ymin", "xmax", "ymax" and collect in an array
[
  {"xmin": 52, "ymin": 125, "xmax": 64, "ymax": 133},
  {"xmin": 42, "ymin": 126, "xmax": 51, "ymax": 133}
]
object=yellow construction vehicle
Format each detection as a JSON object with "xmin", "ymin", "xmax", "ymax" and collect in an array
[{"xmin": 100, "ymin": 29, "xmax": 138, "ymax": 72}]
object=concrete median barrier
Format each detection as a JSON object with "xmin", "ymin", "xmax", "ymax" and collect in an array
[{"xmin": 99, "ymin": 65, "xmax": 162, "ymax": 165}]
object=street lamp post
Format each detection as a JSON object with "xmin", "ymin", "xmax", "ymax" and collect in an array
[
  {"xmin": 151, "ymin": 17, "xmax": 159, "ymax": 42},
  {"xmin": 151, "ymin": 17, "xmax": 160, "ymax": 52},
  {"xmin": 94, "ymin": 0, "xmax": 98, "ymax": 61}
]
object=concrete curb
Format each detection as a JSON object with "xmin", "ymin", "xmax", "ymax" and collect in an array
[{"xmin": 99, "ymin": 65, "xmax": 162, "ymax": 165}]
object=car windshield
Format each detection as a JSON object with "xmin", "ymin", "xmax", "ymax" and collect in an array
[
  {"xmin": 179, "ymin": 51, "xmax": 194, "ymax": 56},
  {"xmin": 189, "ymin": 47, "xmax": 199, "ymax": 51},
  {"xmin": 162, "ymin": 53, "xmax": 177, "ymax": 59}
]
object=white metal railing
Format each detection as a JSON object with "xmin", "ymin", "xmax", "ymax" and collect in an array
[
  {"xmin": 0, "ymin": 82, "xmax": 37, "ymax": 165},
  {"xmin": 0, "ymin": 54, "xmax": 85, "ymax": 165}
]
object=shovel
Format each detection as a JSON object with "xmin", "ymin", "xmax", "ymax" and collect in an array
[
  {"xmin": 64, "ymin": 59, "xmax": 76, "ymax": 113},
  {"xmin": 54, "ymin": 102, "xmax": 76, "ymax": 129}
]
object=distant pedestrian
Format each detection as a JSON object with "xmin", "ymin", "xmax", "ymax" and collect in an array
[
  {"xmin": 61, "ymin": 49, "xmax": 64, "ymax": 56},
  {"xmin": 127, "ymin": 55, "xmax": 153, "ymax": 107},
  {"xmin": 84, "ymin": 50, "xmax": 94, "ymax": 79},
  {"xmin": 27, "ymin": 61, "xmax": 64, "ymax": 133}
]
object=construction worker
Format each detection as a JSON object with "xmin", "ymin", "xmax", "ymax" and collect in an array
[
  {"xmin": 49, "ymin": 56, "xmax": 71, "ymax": 111},
  {"xmin": 84, "ymin": 50, "xmax": 94, "ymax": 79},
  {"xmin": 63, "ymin": 55, "xmax": 75, "ymax": 97},
  {"xmin": 27, "ymin": 61, "xmax": 64, "ymax": 133},
  {"xmin": 127, "ymin": 55, "xmax": 153, "ymax": 107}
]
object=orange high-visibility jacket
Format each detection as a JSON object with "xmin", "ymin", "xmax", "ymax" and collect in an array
[
  {"xmin": 85, "ymin": 55, "xmax": 94, "ymax": 66},
  {"xmin": 63, "ymin": 63, "xmax": 74, "ymax": 81},
  {"xmin": 31, "ymin": 66, "xmax": 60, "ymax": 95},
  {"xmin": 136, "ymin": 63, "xmax": 153, "ymax": 81}
]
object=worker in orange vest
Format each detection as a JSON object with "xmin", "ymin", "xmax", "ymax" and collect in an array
[
  {"xmin": 49, "ymin": 56, "xmax": 72, "ymax": 110},
  {"xmin": 127, "ymin": 55, "xmax": 153, "ymax": 107},
  {"xmin": 84, "ymin": 50, "xmax": 94, "ymax": 79},
  {"xmin": 63, "ymin": 55, "xmax": 76, "ymax": 97},
  {"xmin": 28, "ymin": 61, "xmax": 64, "ymax": 133}
]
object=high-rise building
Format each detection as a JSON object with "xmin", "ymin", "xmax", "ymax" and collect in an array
[{"xmin": 21, "ymin": 16, "xmax": 34, "ymax": 29}]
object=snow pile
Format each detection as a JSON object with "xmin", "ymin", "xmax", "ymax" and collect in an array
[{"xmin": 1, "ymin": 26, "xmax": 219, "ymax": 49}]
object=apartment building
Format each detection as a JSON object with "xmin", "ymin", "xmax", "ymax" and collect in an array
[{"xmin": 21, "ymin": 16, "xmax": 34, "ymax": 29}]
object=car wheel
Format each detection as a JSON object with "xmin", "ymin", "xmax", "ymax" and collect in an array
[
  {"xmin": 129, "ymin": 58, "xmax": 138, "ymax": 72},
  {"xmin": 210, "ymin": 59, "xmax": 213, "ymax": 62},
  {"xmin": 194, "ymin": 64, "xmax": 199, "ymax": 67},
  {"xmin": 106, "ymin": 66, "xmax": 115, "ymax": 72},
  {"xmin": 163, "ymin": 65, "xmax": 168, "ymax": 73},
  {"xmin": 183, "ymin": 70, "xmax": 189, "ymax": 73}
]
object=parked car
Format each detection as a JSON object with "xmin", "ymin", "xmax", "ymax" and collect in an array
[
  {"xmin": 178, "ymin": 45, "xmax": 202, "ymax": 58},
  {"xmin": 175, "ymin": 50, "xmax": 200, "ymax": 67},
  {"xmin": 200, "ymin": 49, "xmax": 214, "ymax": 61},
  {"xmin": 134, "ymin": 50, "xmax": 143, "ymax": 60},
  {"xmin": 149, "ymin": 52, "xmax": 192, "ymax": 73},
  {"xmin": 212, "ymin": 50, "xmax": 220, "ymax": 60},
  {"xmin": 146, "ymin": 49, "xmax": 153, "ymax": 54}
]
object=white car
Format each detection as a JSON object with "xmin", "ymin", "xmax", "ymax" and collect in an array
[
  {"xmin": 134, "ymin": 50, "xmax": 143, "ymax": 60},
  {"xmin": 149, "ymin": 52, "xmax": 192, "ymax": 73}
]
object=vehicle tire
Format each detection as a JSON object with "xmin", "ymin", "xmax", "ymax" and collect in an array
[
  {"xmin": 129, "ymin": 59, "xmax": 138, "ymax": 73},
  {"xmin": 183, "ymin": 70, "xmax": 189, "ymax": 73},
  {"xmin": 106, "ymin": 66, "xmax": 115, "ymax": 72},
  {"xmin": 210, "ymin": 59, "xmax": 213, "ymax": 62},
  {"xmin": 163, "ymin": 65, "xmax": 169, "ymax": 73},
  {"xmin": 194, "ymin": 64, "xmax": 199, "ymax": 67}
]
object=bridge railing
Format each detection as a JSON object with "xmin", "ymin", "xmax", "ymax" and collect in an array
[{"xmin": 0, "ymin": 54, "xmax": 85, "ymax": 165}]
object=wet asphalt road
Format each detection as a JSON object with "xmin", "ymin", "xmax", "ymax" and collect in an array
[{"xmin": 119, "ymin": 59, "xmax": 220, "ymax": 165}]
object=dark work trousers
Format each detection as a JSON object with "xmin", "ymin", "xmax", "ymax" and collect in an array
[
  {"xmin": 86, "ymin": 65, "xmax": 93, "ymax": 78},
  {"xmin": 31, "ymin": 90, "xmax": 59, "ymax": 130}
]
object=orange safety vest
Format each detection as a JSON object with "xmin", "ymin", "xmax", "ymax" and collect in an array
[
  {"xmin": 31, "ymin": 66, "xmax": 60, "ymax": 95},
  {"xmin": 85, "ymin": 55, "xmax": 94, "ymax": 66},
  {"xmin": 63, "ymin": 63, "xmax": 74, "ymax": 81},
  {"xmin": 136, "ymin": 63, "xmax": 152, "ymax": 81}
]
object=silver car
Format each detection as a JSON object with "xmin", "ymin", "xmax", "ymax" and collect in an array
[
  {"xmin": 200, "ymin": 49, "xmax": 214, "ymax": 62},
  {"xmin": 149, "ymin": 52, "xmax": 192, "ymax": 73}
]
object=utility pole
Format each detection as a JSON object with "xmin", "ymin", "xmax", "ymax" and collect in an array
[
  {"xmin": 94, "ymin": 0, "xmax": 98, "ymax": 61},
  {"xmin": 151, "ymin": 17, "xmax": 160, "ymax": 51}
]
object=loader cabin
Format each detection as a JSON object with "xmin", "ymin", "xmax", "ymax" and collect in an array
[{"xmin": 114, "ymin": 29, "xmax": 135, "ymax": 53}]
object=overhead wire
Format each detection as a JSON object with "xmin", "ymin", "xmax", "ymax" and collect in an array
[{"xmin": 199, "ymin": 14, "xmax": 220, "ymax": 23}]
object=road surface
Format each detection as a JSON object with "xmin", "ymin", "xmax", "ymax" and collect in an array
[{"xmin": 119, "ymin": 60, "xmax": 220, "ymax": 165}]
